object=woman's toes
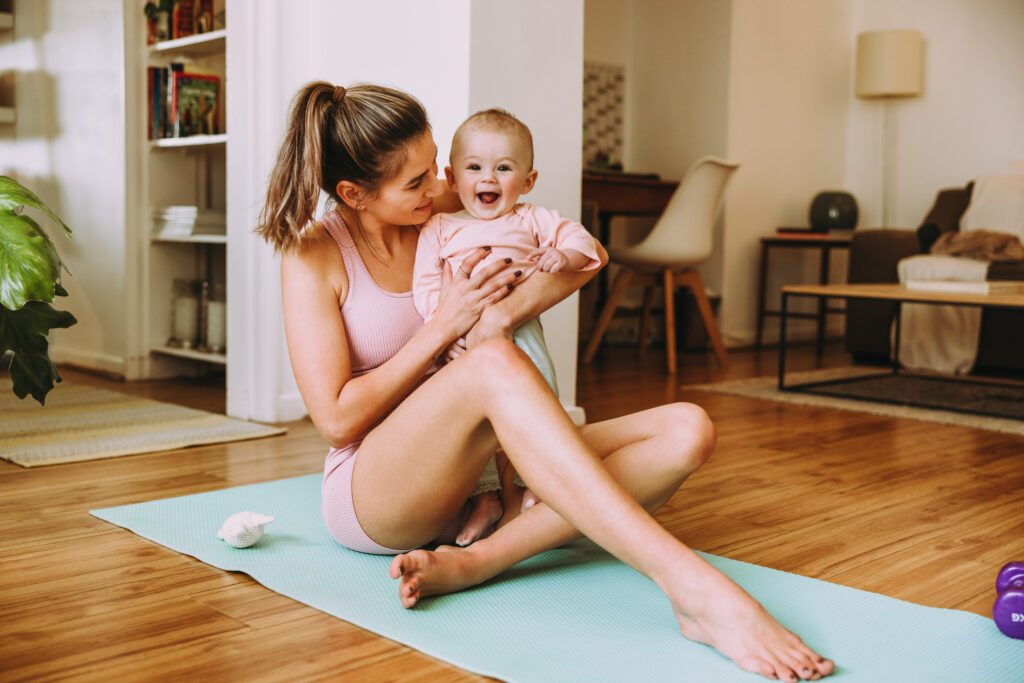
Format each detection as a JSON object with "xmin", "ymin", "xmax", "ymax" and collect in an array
[{"xmin": 773, "ymin": 664, "xmax": 798, "ymax": 683}]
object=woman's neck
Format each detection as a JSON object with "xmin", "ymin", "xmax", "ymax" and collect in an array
[{"xmin": 345, "ymin": 211, "xmax": 406, "ymax": 259}]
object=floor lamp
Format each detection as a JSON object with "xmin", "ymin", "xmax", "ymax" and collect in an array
[{"xmin": 855, "ymin": 30, "xmax": 924, "ymax": 227}]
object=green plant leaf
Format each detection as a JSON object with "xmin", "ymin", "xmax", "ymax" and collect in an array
[
  {"xmin": 0, "ymin": 176, "xmax": 72, "ymax": 239},
  {"xmin": 0, "ymin": 212, "xmax": 63, "ymax": 310},
  {"xmin": 0, "ymin": 299, "xmax": 77, "ymax": 405}
]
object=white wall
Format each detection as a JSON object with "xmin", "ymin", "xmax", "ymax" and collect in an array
[
  {"xmin": 721, "ymin": 0, "xmax": 853, "ymax": 344},
  {"xmin": 845, "ymin": 0, "xmax": 1024, "ymax": 229},
  {"xmin": 227, "ymin": 0, "xmax": 586, "ymax": 422},
  {"xmin": 469, "ymin": 0, "xmax": 584, "ymax": 406},
  {"xmin": 0, "ymin": 0, "xmax": 128, "ymax": 373}
]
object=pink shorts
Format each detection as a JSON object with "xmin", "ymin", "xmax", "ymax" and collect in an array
[{"xmin": 321, "ymin": 447, "xmax": 469, "ymax": 555}]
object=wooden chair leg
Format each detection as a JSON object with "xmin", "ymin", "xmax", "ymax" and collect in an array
[
  {"xmin": 583, "ymin": 267, "xmax": 633, "ymax": 364},
  {"xmin": 679, "ymin": 269, "xmax": 728, "ymax": 367},
  {"xmin": 637, "ymin": 285, "xmax": 654, "ymax": 355},
  {"xmin": 662, "ymin": 269, "xmax": 677, "ymax": 373}
]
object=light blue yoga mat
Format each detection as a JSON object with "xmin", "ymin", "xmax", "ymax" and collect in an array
[{"xmin": 92, "ymin": 474, "xmax": 1024, "ymax": 682}]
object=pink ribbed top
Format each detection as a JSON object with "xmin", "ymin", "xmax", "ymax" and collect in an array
[{"xmin": 321, "ymin": 211, "xmax": 427, "ymax": 467}]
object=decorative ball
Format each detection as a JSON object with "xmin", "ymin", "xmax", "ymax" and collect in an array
[
  {"xmin": 809, "ymin": 191, "xmax": 858, "ymax": 231},
  {"xmin": 217, "ymin": 512, "xmax": 275, "ymax": 548}
]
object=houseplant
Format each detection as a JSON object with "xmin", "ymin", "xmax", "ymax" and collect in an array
[{"xmin": 0, "ymin": 176, "xmax": 76, "ymax": 404}]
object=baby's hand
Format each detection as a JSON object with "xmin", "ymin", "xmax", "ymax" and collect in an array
[{"xmin": 528, "ymin": 247, "xmax": 570, "ymax": 273}]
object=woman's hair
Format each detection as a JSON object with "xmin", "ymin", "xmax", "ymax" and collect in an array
[{"xmin": 257, "ymin": 82, "xmax": 429, "ymax": 251}]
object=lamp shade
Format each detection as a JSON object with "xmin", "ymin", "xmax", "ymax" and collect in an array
[{"xmin": 855, "ymin": 30, "xmax": 923, "ymax": 98}]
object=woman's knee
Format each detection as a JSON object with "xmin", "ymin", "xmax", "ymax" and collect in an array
[
  {"xmin": 657, "ymin": 402, "xmax": 716, "ymax": 469},
  {"xmin": 461, "ymin": 338, "xmax": 535, "ymax": 386}
]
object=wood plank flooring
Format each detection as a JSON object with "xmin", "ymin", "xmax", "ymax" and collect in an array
[{"xmin": 2, "ymin": 343, "xmax": 1022, "ymax": 681}]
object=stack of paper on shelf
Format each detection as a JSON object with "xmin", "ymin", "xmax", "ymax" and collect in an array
[{"xmin": 153, "ymin": 205, "xmax": 226, "ymax": 238}]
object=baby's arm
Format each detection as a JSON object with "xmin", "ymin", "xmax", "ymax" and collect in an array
[
  {"xmin": 526, "ymin": 204, "xmax": 602, "ymax": 272},
  {"xmin": 529, "ymin": 246, "xmax": 591, "ymax": 273}
]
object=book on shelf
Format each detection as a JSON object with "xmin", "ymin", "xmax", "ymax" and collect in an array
[
  {"xmin": 152, "ymin": 205, "xmax": 225, "ymax": 238},
  {"xmin": 904, "ymin": 279, "xmax": 1024, "ymax": 295},
  {"xmin": 147, "ymin": 64, "xmax": 221, "ymax": 140}
]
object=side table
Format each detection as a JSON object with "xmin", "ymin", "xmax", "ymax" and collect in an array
[{"xmin": 755, "ymin": 230, "xmax": 852, "ymax": 356}]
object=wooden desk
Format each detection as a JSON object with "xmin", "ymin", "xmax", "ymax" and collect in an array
[{"xmin": 582, "ymin": 172, "xmax": 679, "ymax": 305}]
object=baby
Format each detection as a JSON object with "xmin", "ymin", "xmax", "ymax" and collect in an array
[{"xmin": 413, "ymin": 108, "xmax": 602, "ymax": 546}]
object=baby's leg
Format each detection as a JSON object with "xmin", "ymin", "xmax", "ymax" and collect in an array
[
  {"xmin": 457, "ymin": 320, "xmax": 556, "ymax": 543},
  {"xmin": 511, "ymin": 318, "xmax": 557, "ymax": 510},
  {"xmin": 456, "ymin": 458, "xmax": 504, "ymax": 546}
]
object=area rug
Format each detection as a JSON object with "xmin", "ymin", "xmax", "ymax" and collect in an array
[
  {"xmin": 91, "ymin": 474, "xmax": 1024, "ymax": 682},
  {"xmin": 0, "ymin": 382, "xmax": 286, "ymax": 467},
  {"xmin": 689, "ymin": 367, "xmax": 1024, "ymax": 437}
]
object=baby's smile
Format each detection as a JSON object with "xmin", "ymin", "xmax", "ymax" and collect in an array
[{"xmin": 477, "ymin": 192, "xmax": 499, "ymax": 205}]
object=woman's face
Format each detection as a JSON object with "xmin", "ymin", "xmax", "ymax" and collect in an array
[{"xmin": 361, "ymin": 131, "xmax": 445, "ymax": 227}]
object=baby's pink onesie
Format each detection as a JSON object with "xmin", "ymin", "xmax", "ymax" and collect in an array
[{"xmin": 412, "ymin": 203, "xmax": 601, "ymax": 321}]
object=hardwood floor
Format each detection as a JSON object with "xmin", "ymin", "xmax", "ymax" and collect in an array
[{"xmin": 2, "ymin": 343, "xmax": 1022, "ymax": 681}]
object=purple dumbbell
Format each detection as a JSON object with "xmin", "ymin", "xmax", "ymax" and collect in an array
[{"xmin": 993, "ymin": 561, "xmax": 1024, "ymax": 639}]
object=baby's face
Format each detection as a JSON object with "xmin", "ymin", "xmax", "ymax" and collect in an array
[{"xmin": 447, "ymin": 128, "xmax": 537, "ymax": 220}]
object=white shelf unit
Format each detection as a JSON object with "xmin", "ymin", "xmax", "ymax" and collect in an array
[
  {"xmin": 149, "ymin": 28, "xmax": 225, "ymax": 57},
  {"xmin": 142, "ymin": 15, "xmax": 228, "ymax": 375},
  {"xmin": 150, "ymin": 132, "xmax": 226, "ymax": 149},
  {"xmin": 0, "ymin": 106, "xmax": 13, "ymax": 124},
  {"xmin": 0, "ymin": 12, "xmax": 12, "ymax": 32}
]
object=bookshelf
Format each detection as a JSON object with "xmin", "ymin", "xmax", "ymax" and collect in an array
[
  {"xmin": 0, "ymin": 12, "xmax": 12, "ymax": 31},
  {"xmin": 140, "ymin": 4, "xmax": 228, "ymax": 375}
]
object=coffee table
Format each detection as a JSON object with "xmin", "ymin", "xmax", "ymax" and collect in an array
[{"xmin": 778, "ymin": 283, "xmax": 1024, "ymax": 419}]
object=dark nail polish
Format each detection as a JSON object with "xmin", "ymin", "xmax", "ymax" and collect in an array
[
  {"xmin": 514, "ymin": 270, "xmax": 522, "ymax": 277},
  {"xmin": 507, "ymin": 284, "xmax": 514, "ymax": 291},
  {"xmin": 504, "ymin": 257, "xmax": 512, "ymax": 264},
  {"xmin": 484, "ymin": 246, "xmax": 492, "ymax": 251}
]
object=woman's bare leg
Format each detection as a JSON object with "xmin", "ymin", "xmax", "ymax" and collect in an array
[{"xmin": 357, "ymin": 340, "xmax": 832, "ymax": 681}]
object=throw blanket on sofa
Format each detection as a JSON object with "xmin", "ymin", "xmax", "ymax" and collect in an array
[
  {"xmin": 896, "ymin": 255, "xmax": 988, "ymax": 375},
  {"xmin": 959, "ymin": 174, "xmax": 1024, "ymax": 239}
]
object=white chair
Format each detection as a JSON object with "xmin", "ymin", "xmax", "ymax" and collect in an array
[{"xmin": 583, "ymin": 156, "xmax": 738, "ymax": 373}]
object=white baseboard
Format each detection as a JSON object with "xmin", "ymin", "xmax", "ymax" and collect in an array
[
  {"xmin": 50, "ymin": 346, "xmax": 127, "ymax": 377},
  {"xmin": 275, "ymin": 392, "xmax": 309, "ymax": 423}
]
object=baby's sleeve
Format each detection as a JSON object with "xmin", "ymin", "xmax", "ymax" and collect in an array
[
  {"xmin": 413, "ymin": 217, "xmax": 445, "ymax": 321},
  {"xmin": 527, "ymin": 204, "xmax": 602, "ymax": 271}
]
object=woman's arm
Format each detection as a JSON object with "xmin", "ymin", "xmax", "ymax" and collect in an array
[
  {"xmin": 281, "ymin": 234, "xmax": 451, "ymax": 447},
  {"xmin": 467, "ymin": 240, "xmax": 608, "ymax": 347},
  {"xmin": 283, "ymin": 233, "xmax": 518, "ymax": 448}
]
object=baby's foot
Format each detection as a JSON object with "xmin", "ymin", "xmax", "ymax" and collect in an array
[
  {"xmin": 671, "ymin": 573, "xmax": 835, "ymax": 681},
  {"xmin": 455, "ymin": 491, "xmax": 503, "ymax": 547},
  {"xmin": 388, "ymin": 545, "xmax": 486, "ymax": 608},
  {"xmin": 520, "ymin": 487, "xmax": 541, "ymax": 512}
]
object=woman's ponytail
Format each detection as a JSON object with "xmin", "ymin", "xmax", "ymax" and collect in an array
[
  {"xmin": 257, "ymin": 81, "xmax": 335, "ymax": 251},
  {"xmin": 257, "ymin": 81, "xmax": 429, "ymax": 252}
]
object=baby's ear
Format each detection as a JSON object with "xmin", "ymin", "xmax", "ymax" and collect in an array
[
  {"xmin": 444, "ymin": 166, "xmax": 457, "ymax": 190},
  {"xmin": 520, "ymin": 169, "xmax": 539, "ymax": 195}
]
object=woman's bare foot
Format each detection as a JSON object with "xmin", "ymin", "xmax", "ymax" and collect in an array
[
  {"xmin": 388, "ymin": 545, "xmax": 486, "ymax": 608},
  {"xmin": 670, "ymin": 571, "xmax": 834, "ymax": 681},
  {"xmin": 455, "ymin": 491, "xmax": 503, "ymax": 546},
  {"xmin": 520, "ymin": 487, "xmax": 541, "ymax": 512}
]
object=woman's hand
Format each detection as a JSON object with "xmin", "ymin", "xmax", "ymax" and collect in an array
[{"xmin": 430, "ymin": 247, "xmax": 520, "ymax": 342}]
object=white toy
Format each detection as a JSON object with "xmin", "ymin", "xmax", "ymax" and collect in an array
[{"xmin": 217, "ymin": 512, "xmax": 275, "ymax": 548}]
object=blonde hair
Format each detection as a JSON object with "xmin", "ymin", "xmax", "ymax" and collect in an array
[
  {"xmin": 451, "ymin": 108, "xmax": 534, "ymax": 169},
  {"xmin": 257, "ymin": 82, "xmax": 429, "ymax": 251}
]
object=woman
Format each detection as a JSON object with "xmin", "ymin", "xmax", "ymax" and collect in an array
[{"xmin": 257, "ymin": 82, "xmax": 833, "ymax": 682}]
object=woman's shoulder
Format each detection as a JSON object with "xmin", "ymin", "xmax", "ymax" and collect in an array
[{"xmin": 282, "ymin": 223, "xmax": 348, "ymax": 291}]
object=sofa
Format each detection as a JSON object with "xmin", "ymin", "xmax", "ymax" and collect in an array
[{"xmin": 845, "ymin": 181, "xmax": 1024, "ymax": 374}]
